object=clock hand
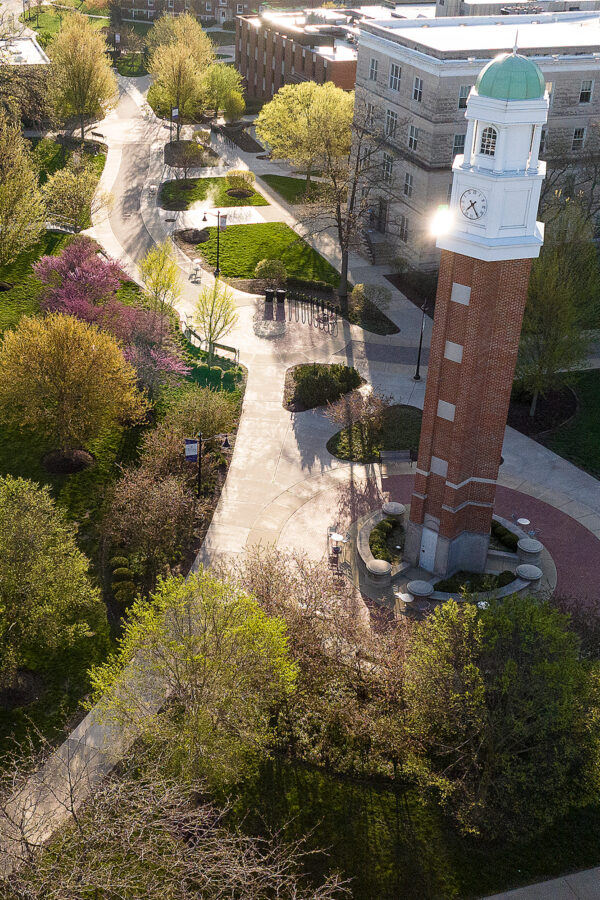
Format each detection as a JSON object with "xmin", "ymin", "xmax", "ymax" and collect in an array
[{"xmin": 467, "ymin": 200, "xmax": 477, "ymax": 212}]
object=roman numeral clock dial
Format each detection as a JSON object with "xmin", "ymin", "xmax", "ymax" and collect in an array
[{"xmin": 460, "ymin": 188, "xmax": 488, "ymax": 220}]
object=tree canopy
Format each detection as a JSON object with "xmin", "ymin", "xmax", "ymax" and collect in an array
[
  {"xmin": 0, "ymin": 111, "xmax": 45, "ymax": 267},
  {"xmin": 201, "ymin": 63, "xmax": 243, "ymax": 117},
  {"xmin": 0, "ymin": 476, "xmax": 107, "ymax": 689},
  {"xmin": 0, "ymin": 313, "xmax": 146, "ymax": 455}
]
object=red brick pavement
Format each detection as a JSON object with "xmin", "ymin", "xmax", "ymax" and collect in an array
[{"xmin": 385, "ymin": 475, "xmax": 600, "ymax": 606}]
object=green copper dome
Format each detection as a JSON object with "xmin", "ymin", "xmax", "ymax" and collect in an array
[{"xmin": 475, "ymin": 52, "xmax": 546, "ymax": 101}]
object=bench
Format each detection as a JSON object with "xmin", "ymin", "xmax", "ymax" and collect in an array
[{"xmin": 380, "ymin": 449, "xmax": 415, "ymax": 467}]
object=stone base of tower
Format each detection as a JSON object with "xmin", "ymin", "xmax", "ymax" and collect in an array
[{"xmin": 404, "ymin": 520, "xmax": 490, "ymax": 577}]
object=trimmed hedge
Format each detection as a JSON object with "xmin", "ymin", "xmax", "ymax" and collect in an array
[
  {"xmin": 111, "ymin": 567, "xmax": 133, "ymax": 583},
  {"xmin": 491, "ymin": 519, "xmax": 519, "ymax": 552},
  {"xmin": 292, "ymin": 363, "xmax": 361, "ymax": 410},
  {"xmin": 109, "ymin": 555, "xmax": 129, "ymax": 569}
]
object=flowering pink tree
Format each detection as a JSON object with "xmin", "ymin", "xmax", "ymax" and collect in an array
[{"xmin": 34, "ymin": 236, "xmax": 124, "ymax": 310}]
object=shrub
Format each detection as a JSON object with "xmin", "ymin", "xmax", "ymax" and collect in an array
[
  {"xmin": 254, "ymin": 258, "xmax": 287, "ymax": 285},
  {"xmin": 112, "ymin": 567, "xmax": 133, "ymax": 582},
  {"xmin": 226, "ymin": 169, "xmax": 255, "ymax": 192},
  {"xmin": 433, "ymin": 570, "xmax": 515, "ymax": 593},
  {"xmin": 286, "ymin": 276, "xmax": 334, "ymax": 294},
  {"xmin": 293, "ymin": 363, "xmax": 361, "ymax": 410},
  {"xmin": 195, "ymin": 362, "xmax": 210, "ymax": 384},
  {"xmin": 224, "ymin": 90, "xmax": 245, "ymax": 122},
  {"xmin": 109, "ymin": 555, "xmax": 129, "ymax": 569},
  {"xmin": 113, "ymin": 581, "xmax": 137, "ymax": 605},
  {"xmin": 208, "ymin": 366, "xmax": 223, "ymax": 388},
  {"xmin": 369, "ymin": 517, "xmax": 404, "ymax": 563},
  {"xmin": 222, "ymin": 370, "xmax": 236, "ymax": 391},
  {"xmin": 491, "ymin": 519, "xmax": 519, "ymax": 552}
]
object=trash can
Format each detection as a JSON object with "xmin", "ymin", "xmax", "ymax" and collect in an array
[
  {"xmin": 265, "ymin": 289, "xmax": 274, "ymax": 303},
  {"xmin": 276, "ymin": 289, "xmax": 286, "ymax": 303}
]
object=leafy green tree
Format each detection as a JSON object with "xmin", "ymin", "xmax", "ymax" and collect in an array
[
  {"xmin": 139, "ymin": 240, "xmax": 181, "ymax": 345},
  {"xmin": 146, "ymin": 11, "xmax": 214, "ymax": 68},
  {"xmin": 0, "ymin": 112, "xmax": 45, "ymax": 267},
  {"xmin": 404, "ymin": 596, "xmax": 600, "ymax": 837},
  {"xmin": 0, "ymin": 476, "xmax": 107, "ymax": 689},
  {"xmin": 48, "ymin": 13, "xmax": 117, "ymax": 141},
  {"xmin": 42, "ymin": 159, "xmax": 101, "ymax": 232},
  {"xmin": 224, "ymin": 89, "xmax": 245, "ymax": 123},
  {"xmin": 194, "ymin": 279, "xmax": 238, "ymax": 364},
  {"xmin": 0, "ymin": 314, "xmax": 146, "ymax": 457},
  {"xmin": 517, "ymin": 249, "xmax": 589, "ymax": 416},
  {"xmin": 90, "ymin": 571, "xmax": 297, "ymax": 786},
  {"xmin": 201, "ymin": 63, "xmax": 243, "ymax": 117}
]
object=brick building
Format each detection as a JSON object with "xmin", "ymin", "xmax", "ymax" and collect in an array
[
  {"xmin": 355, "ymin": 11, "xmax": 600, "ymax": 271},
  {"xmin": 404, "ymin": 52, "xmax": 548, "ymax": 575},
  {"xmin": 118, "ymin": 0, "xmax": 251, "ymax": 25}
]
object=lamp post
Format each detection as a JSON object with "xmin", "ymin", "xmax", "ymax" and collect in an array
[
  {"xmin": 187, "ymin": 432, "xmax": 231, "ymax": 498},
  {"xmin": 202, "ymin": 210, "xmax": 226, "ymax": 278},
  {"xmin": 413, "ymin": 303, "xmax": 427, "ymax": 382}
]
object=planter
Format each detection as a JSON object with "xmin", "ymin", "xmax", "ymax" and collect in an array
[{"xmin": 225, "ymin": 188, "xmax": 254, "ymax": 199}]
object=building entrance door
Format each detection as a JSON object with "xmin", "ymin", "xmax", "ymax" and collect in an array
[{"xmin": 420, "ymin": 527, "xmax": 438, "ymax": 572}]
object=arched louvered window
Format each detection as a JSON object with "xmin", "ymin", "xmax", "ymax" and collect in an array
[{"xmin": 480, "ymin": 126, "xmax": 497, "ymax": 156}]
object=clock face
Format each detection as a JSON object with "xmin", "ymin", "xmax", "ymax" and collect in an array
[{"xmin": 460, "ymin": 188, "xmax": 488, "ymax": 221}]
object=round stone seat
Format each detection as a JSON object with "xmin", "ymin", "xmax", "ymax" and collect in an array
[
  {"xmin": 516, "ymin": 564, "xmax": 543, "ymax": 583},
  {"xmin": 407, "ymin": 579, "xmax": 434, "ymax": 600},
  {"xmin": 517, "ymin": 538, "xmax": 543, "ymax": 566},
  {"xmin": 366, "ymin": 558, "xmax": 392, "ymax": 584},
  {"xmin": 382, "ymin": 501, "xmax": 406, "ymax": 522}
]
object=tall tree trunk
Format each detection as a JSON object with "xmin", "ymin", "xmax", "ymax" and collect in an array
[
  {"xmin": 305, "ymin": 162, "xmax": 312, "ymax": 192},
  {"xmin": 80, "ymin": 113, "xmax": 85, "ymax": 142},
  {"xmin": 529, "ymin": 390, "xmax": 539, "ymax": 418}
]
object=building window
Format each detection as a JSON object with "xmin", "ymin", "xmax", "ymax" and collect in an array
[
  {"xmin": 447, "ymin": 181, "xmax": 453, "ymax": 203},
  {"xmin": 385, "ymin": 109, "xmax": 398, "ymax": 138},
  {"xmin": 389, "ymin": 63, "xmax": 401, "ymax": 91},
  {"xmin": 540, "ymin": 126, "xmax": 547, "ymax": 154},
  {"xmin": 458, "ymin": 85, "xmax": 470, "ymax": 109},
  {"xmin": 366, "ymin": 102, "xmax": 374, "ymax": 128},
  {"xmin": 580, "ymin": 79, "xmax": 593, "ymax": 103},
  {"xmin": 572, "ymin": 127, "xmax": 586, "ymax": 150},
  {"xmin": 413, "ymin": 76, "xmax": 423, "ymax": 102},
  {"xmin": 399, "ymin": 214, "xmax": 408, "ymax": 243},
  {"xmin": 408, "ymin": 124, "xmax": 419, "ymax": 151},
  {"xmin": 479, "ymin": 126, "xmax": 497, "ymax": 156},
  {"xmin": 404, "ymin": 172, "xmax": 413, "ymax": 198},
  {"xmin": 383, "ymin": 152, "xmax": 393, "ymax": 183},
  {"xmin": 369, "ymin": 57, "xmax": 378, "ymax": 81},
  {"xmin": 452, "ymin": 133, "xmax": 465, "ymax": 158}
]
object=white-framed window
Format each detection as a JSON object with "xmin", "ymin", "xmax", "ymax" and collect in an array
[
  {"xmin": 366, "ymin": 102, "xmax": 374, "ymax": 128},
  {"xmin": 399, "ymin": 214, "xmax": 408, "ymax": 243},
  {"xmin": 447, "ymin": 181, "xmax": 453, "ymax": 203},
  {"xmin": 167, "ymin": 0, "xmax": 174, "ymax": 7},
  {"xmin": 369, "ymin": 57, "xmax": 378, "ymax": 81},
  {"xmin": 385, "ymin": 109, "xmax": 398, "ymax": 138},
  {"xmin": 572, "ymin": 126, "xmax": 586, "ymax": 150},
  {"xmin": 540, "ymin": 126, "xmax": 547, "ymax": 154},
  {"xmin": 413, "ymin": 76, "xmax": 423, "ymax": 102},
  {"xmin": 452, "ymin": 133, "xmax": 465, "ymax": 157},
  {"xmin": 479, "ymin": 125, "xmax": 497, "ymax": 156},
  {"xmin": 382, "ymin": 152, "xmax": 393, "ymax": 183},
  {"xmin": 580, "ymin": 79, "xmax": 593, "ymax": 103},
  {"xmin": 389, "ymin": 63, "xmax": 401, "ymax": 91},
  {"xmin": 404, "ymin": 172, "xmax": 413, "ymax": 198},
  {"xmin": 408, "ymin": 124, "xmax": 419, "ymax": 151},
  {"xmin": 458, "ymin": 85, "xmax": 470, "ymax": 109},
  {"xmin": 237, "ymin": 2, "xmax": 244, "ymax": 10}
]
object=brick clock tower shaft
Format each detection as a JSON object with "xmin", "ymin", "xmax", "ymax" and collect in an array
[{"xmin": 404, "ymin": 50, "xmax": 549, "ymax": 576}]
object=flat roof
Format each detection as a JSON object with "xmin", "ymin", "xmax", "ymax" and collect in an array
[
  {"xmin": 0, "ymin": 36, "xmax": 49, "ymax": 65},
  {"xmin": 363, "ymin": 12, "xmax": 600, "ymax": 55},
  {"xmin": 391, "ymin": 3, "xmax": 436, "ymax": 17},
  {"xmin": 316, "ymin": 42, "xmax": 358, "ymax": 59}
]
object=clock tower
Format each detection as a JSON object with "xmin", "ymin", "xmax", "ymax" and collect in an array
[{"xmin": 404, "ymin": 50, "xmax": 549, "ymax": 576}]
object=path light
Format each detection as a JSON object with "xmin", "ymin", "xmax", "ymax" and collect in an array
[{"xmin": 202, "ymin": 210, "xmax": 227, "ymax": 277}]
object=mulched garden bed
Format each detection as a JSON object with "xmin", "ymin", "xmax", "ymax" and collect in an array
[{"xmin": 507, "ymin": 386, "xmax": 578, "ymax": 437}]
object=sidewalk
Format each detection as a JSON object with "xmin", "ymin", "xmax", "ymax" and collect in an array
[{"xmin": 484, "ymin": 867, "xmax": 600, "ymax": 899}]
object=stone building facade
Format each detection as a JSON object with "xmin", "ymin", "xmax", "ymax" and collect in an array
[{"xmin": 355, "ymin": 11, "xmax": 600, "ymax": 271}]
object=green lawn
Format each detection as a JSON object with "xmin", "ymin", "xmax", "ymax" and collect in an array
[
  {"xmin": 0, "ymin": 233, "xmax": 70, "ymax": 332},
  {"xmin": 197, "ymin": 222, "xmax": 340, "ymax": 286},
  {"xmin": 260, "ymin": 174, "xmax": 325, "ymax": 205},
  {"xmin": 115, "ymin": 52, "xmax": 148, "ymax": 77},
  {"xmin": 544, "ymin": 370, "xmax": 600, "ymax": 478},
  {"xmin": 21, "ymin": 7, "xmax": 109, "ymax": 38},
  {"xmin": 28, "ymin": 136, "xmax": 105, "ymax": 186},
  {"xmin": 160, "ymin": 177, "xmax": 268, "ymax": 211},
  {"xmin": 327, "ymin": 404, "xmax": 422, "ymax": 463}
]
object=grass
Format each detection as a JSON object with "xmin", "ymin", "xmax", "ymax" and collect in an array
[
  {"xmin": 21, "ymin": 6, "xmax": 109, "ymax": 39},
  {"xmin": 115, "ymin": 52, "xmax": 148, "ymax": 77},
  {"xmin": 543, "ymin": 370, "xmax": 600, "ymax": 479},
  {"xmin": 327, "ymin": 404, "xmax": 422, "ymax": 463},
  {"xmin": 28, "ymin": 136, "xmax": 105, "ymax": 185},
  {"xmin": 260, "ymin": 174, "xmax": 325, "ymax": 205},
  {"xmin": 434, "ymin": 570, "xmax": 515, "ymax": 593},
  {"xmin": 208, "ymin": 30, "xmax": 235, "ymax": 45},
  {"xmin": 197, "ymin": 222, "xmax": 340, "ymax": 287},
  {"xmin": 236, "ymin": 757, "xmax": 600, "ymax": 900},
  {"xmin": 369, "ymin": 517, "xmax": 405, "ymax": 565},
  {"xmin": 0, "ymin": 233, "xmax": 70, "ymax": 331},
  {"xmin": 160, "ymin": 177, "xmax": 268, "ymax": 211}
]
